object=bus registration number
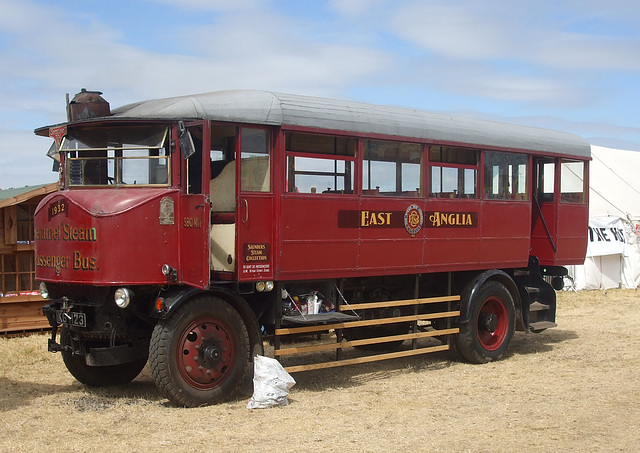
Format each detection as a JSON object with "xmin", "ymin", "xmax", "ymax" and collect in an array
[{"xmin": 56, "ymin": 310, "xmax": 87, "ymax": 328}]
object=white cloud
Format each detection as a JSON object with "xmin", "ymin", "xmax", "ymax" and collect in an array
[
  {"xmin": 390, "ymin": 4, "xmax": 515, "ymax": 60},
  {"xmin": 0, "ymin": 129, "xmax": 57, "ymax": 190},
  {"xmin": 389, "ymin": 1, "xmax": 640, "ymax": 71}
]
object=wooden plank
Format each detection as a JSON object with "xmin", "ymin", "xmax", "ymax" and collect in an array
[
  {"xmin": 0, "ymin": 297, "xmax": 48, "ymax": 334},
  {"xmin": 283, "ymin": 344, "xmax": 451, "ymax": 373},
  {"xmin": 339, "ymin": 295, "xmax": 460, "ymax": 311},
  {"xmin": 275, "ymin": 328, "xmax": 459, "ymax": 356},
  {"xmin": 0, "ymin": 295, "xmax": 47, "ymax": 304},
  {"xmin": 0, "ymin": 320, "xmax": 49, "ymax": 333},
  {"xmin": 275, "ymin": 311, "xmax": 460, "ymax": 336}
]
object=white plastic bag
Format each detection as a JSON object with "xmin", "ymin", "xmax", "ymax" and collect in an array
[{"xmin": 247, "ymin": 355, "xmax": 296, "ymax": 409}]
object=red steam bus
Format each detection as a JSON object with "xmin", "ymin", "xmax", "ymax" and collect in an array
[{"xmin": 34, "ymin": 89, "xmax": 590, "ymax": 407}]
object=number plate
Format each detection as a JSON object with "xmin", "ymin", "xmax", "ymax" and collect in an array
[{"xmin": 56, "ymin": 310, "xmax": 87, "ymax": 327}]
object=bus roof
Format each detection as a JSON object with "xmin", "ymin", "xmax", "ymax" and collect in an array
[{"xmin": 108, "ymin": 90, "xmax": 589, "ymax": 158}]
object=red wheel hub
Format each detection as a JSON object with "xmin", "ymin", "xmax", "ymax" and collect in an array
[
  {"xmin": 177, "ymin": 317, "xmax": 236, "ymax": 390},
  {"xmin": 477, "ymin": 296, "xmax": 508, "ymax": 351}
]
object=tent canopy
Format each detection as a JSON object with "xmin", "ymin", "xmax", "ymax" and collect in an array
[{"xmin": 589, "ymin": 145, "xmax": 640, "ymax": 220}]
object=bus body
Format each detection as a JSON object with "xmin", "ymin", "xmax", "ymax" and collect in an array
[{"xmin": 34, "ymin": 90, "xmax": 590, "ymax": 407}]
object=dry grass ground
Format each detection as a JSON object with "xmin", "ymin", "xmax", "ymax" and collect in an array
[{"xmin": 1, "ymin": 289, "xmax": 639, "ymax": 452}]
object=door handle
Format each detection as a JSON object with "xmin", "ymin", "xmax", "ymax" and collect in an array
[{"xmin": 242, "ymin": 198, "xmax": 249, "ymax": 223}]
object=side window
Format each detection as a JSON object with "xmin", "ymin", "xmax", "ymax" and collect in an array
[
  {"xmin": 429, "ymin": 146, "xmax": 478, "ymax": 199},
  {"xmin": 536, "ymin": 158, "xmax": 555, "ymax": 202},
  {"xmin": 561, "ymin": 159, "xmax": 587, "ymax": 203},
  {"xmin": 285, "ymin": 132, "xmax": 355, "ymax": 194},
  {"xmin": 240, "ymin": 128, "xmax": 270, "ymax": 192},
  {"xmin": 209, "ymin": 125, "xmax": 237, "ymax": 212},
  {"xmin": 484, "ymin": 151, "xmax": 529, "ymax": 200},
  {"xmin": 363, "ymin": 140, "xmax": 422, "ymax": 196}
]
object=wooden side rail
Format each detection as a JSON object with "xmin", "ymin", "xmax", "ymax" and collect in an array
[
  {"xmin": 338, "ymin": 295, "xmax": 460, "ymax": 311},
  {"xmin": 275, "ymin": 311, "xmax": 460, "ymax": 336},
  {"xmin": 284, "ymin": 344, "xmax": 451, "ymax": 373},
  {"xmin": 274, "ymin": 293, "xmax": 461, "ymax": 373},
  {"xmin": 275, "ymin": 327, "xmax": 459, "ymax": 356}
]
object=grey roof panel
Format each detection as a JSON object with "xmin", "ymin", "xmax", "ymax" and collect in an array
[{"xmin": 111, "ymin": 90, "xmax": 590, "ymax": 158}]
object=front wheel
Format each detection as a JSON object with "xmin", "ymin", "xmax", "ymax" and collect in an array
[
  {"xmin": 60, "ymin": 326, "xmax": 148, "ymax": 387},
  {"xmin": 455, "ymin": 281, "xmax": 515, "ymax": 364},
  {"xmin": 149, "ymin": 295, "xmax": 250, "ymax": 407}
]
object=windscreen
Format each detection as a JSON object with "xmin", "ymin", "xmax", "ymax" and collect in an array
[{"xmin": 59, "ymin": 125, "xmax": 170, "ymax": 187}]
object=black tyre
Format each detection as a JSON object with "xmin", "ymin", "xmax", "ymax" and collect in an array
[
  {"xmin": 149, "ymin": 295, "xmax": 250, "ymax": 407},
  {"xmin": 60, "ymin": 326, "xmax": 148, "ymax": 387},
  {"xmin": 455, "ymin": 280, "xmax": 515, "ymax": 364}
]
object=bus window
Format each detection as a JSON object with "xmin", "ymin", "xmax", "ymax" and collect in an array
[
  {"xmin": 209, "ymin": 125, "xmax": 236, "ymax": 212},
  {"xmin": 561, "ymin": 159, "xmax": 586, "ymax": 203},
  {"xmin": 429, "ymin": 146, "xmax": 478, "ymax": 198},
  {"xmin": 536, "ymin": 159, "xmax": 555, "ymax": 202},
  {"xmin": 363, "ymin": 140, "xmax": 422, "ymax": 196},
  {"xmin": 240, "ymin": 128, "xmax": 270, "ymax": 192},
  {"xmin": 484, "ymin": 151, "xmax": 529, "ymax": 200},
  {"xmin": 285, "ymin": 132, "xmax": 356, "ymax": 194}
]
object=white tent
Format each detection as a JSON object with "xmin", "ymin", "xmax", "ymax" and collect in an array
[{"xmin": 568, "ymin": 145, "xmax": 640, "ymax": 290}]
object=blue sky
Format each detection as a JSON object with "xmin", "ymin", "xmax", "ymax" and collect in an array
[{"xmin": 1, "ymin": 0, "xmax": 639, "ymax": 189}]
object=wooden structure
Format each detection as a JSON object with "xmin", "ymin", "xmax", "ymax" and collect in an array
[{"xmin": 0, "ymin": 183, "xmax": 57, "ymax": 334}]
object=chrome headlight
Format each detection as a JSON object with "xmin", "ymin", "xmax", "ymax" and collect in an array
[{"xmin": 114, "ymin": 287, "xmax": 133, "ymax": 308}]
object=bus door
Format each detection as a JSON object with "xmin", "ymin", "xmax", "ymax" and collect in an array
[
  {"xmin": 179, "ymin": 121, "xmax": 211, "ymax": 288},
  {"xmin": 530, "ymin": 157, "xmax": 558, "ymax": 264},
  {"xmin": 235, "ymin": 127, "xmax": 274, "ymax": 281}
]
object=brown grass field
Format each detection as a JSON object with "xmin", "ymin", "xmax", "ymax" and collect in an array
[{"xmin": 1, "ymin": 289, "xmax": 639, "ymax": 452}]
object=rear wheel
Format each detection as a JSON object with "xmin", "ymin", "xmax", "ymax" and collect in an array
[
  {"xmin": 60, "ymin": 326, "xmax": 148, "ymax": 387},
  {"xmin": 149, "ymin": 295, "xmax": 250, "ymax": 407},
  {"xmin": 455, "ymin": 280, "xmax": 515, "ymax": 364}
]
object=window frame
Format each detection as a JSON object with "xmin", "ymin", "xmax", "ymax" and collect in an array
[{"xmin": 362, "ymin": 139, "xmax": 423, "ymax": 197}]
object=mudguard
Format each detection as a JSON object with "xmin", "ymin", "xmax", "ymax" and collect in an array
[
  {"xmin": 155, "ymin": 286, "xmax": 264, "ymax": 358},
  {"xmin": 458, "ymin": 270, "xmax": 522, "ymax": 325}
]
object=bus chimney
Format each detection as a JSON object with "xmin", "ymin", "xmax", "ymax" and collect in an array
[{"xmin": 69, "ymin": 88, "xmax": 111, "ymax": 121}]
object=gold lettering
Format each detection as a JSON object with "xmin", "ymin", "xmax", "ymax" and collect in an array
[
  {"xmin": 361, "ymin": 211, "xmax": 369, "ymax": 227},
  {"xmin": 427, "ymin": 211, "xmax": 476, "ymax": 228},
  {"xmin": 361, "ymin": 211, "xmax": 392, "ymax": 227},
  {"xmin": 73, "ymin": 251, "xmax": 98, "ymax": 271},
  {"xmin": 35, "ymin": 254, "xmax": 70, "ymax": 274},
  {"xmin": 245, "ymin": 255, "xmax": 268, "ymax": 261}
]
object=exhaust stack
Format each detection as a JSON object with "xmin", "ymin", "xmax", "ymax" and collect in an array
[{"xmin": 68, "ymin": 88, "xmax": 111, "ymax": 121}]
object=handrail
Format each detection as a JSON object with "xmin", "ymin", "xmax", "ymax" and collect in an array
[{"xmin": 532, "ymin": 194, "xmax": 557, "ymax": 252}]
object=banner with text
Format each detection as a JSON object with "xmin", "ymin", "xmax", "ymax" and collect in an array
[{"xmin": 587, "ymin": 217, "xmax": 628, "ymax": 257}]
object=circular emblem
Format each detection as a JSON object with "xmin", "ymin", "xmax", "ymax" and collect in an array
[{"xmin": 404, "ymin": 204, "xmax": 423, "ymax": 237}]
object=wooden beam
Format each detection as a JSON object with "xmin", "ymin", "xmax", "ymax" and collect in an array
[
  {"xmin": 275, "ymin": 311, "xmax": 460, "ymax": 336},
  {"xmin": 283, "ymin": 344, "xmax": 451, "ymax": 373},
  {"xmin": 339, "ymin": 295, "xmax": 460, "ymax": 311},
  {"xmin": 275, "ymin": 328, "xmax": 459, "ymax": 356}
]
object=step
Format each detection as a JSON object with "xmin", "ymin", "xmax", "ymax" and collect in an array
[
  {"xmin": 529, "ymin": 321, "xmax": 557, "ymax": 332},
  {"xmin": 513, "ymin": 269, "xmax": 530, "ymax": 277},
  {"xmin": 529, "ymin": 301, "xmax": 550, "ymax": 312},
  {"xmin": 526, "ymin": 286, "xmax": 540, "ymax": 295}
]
